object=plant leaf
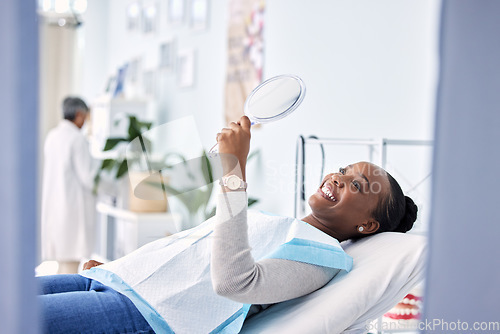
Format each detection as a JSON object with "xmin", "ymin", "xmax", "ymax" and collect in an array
[
  {"xmin": 137, "ymin": 120, "xmax": 153, "ymax": 130},
  {"xmin": 201, "ymin": 150, "xmax": 214, "ymax": 184},
  {"xmin": 116, "ymin": 159, "xmax": 128, "ymax": 178},
  {"xmin": 103, "ymin": 138, "xmax": 128, "ymax": 151},
  {"xmin": 160, "ymin": 183, "xmax": 198, "ymax": 212},
  {"xmin": 100, "ymin": 159, "xmax": 115, "ymax": 171},
  {"xmin": 175, "ymin": 190, "xmax": 202, "ymax": 213},
  {"xmin": 156, "ymin": 181, "xmax": 187, "ymax": 196},
  {"xmin": 93, "ymin": 172, "xmax": 101, "ymax": 195},
  {"xmin": 161, "ymin": 181, "xmax": 213, "ymax": 215},
  {"xmin": 248, "ymin": 197, "xmax": 259, "ymax": 207},
  {"xmin": 205, "ymin": 206, "xmax": 216, "ymax": 220},
  {"xmin": 128, "ymin": 115, "xmax": 142, "ymax": 140},
  {"xmin": 165, "ymin": 153, "xmax": 197, "ymax": 181}
]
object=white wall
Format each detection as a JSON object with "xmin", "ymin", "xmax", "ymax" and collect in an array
[
  {"xmin": 82, "ymin": 0, "xmax": 440, "ymax": 217},
  {"xmin": 81, "ymin": 1, "xmax": 110, "ymax": 102}
]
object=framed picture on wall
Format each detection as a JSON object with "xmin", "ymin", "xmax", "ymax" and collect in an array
[
  {"xmin": 168, "ymin": 0, "xmax": 185, "ymax": 25},
  {"xmin": 127, "ymin": 1, "xmax": 141, "ymax": 31},
  {"xmin": 142, "ymin": 2, "xmax": 159, "ymax": 34},
  {"xmin": 159, "ymin": 39, "xmax": 176, "ymax": 72},
  {"xmin": 177, "ymin": 49, "xmax": 195, "ymax": 88},
  {"xmin": 190, "ymin": 0, "xmax": 209, "ymax": 31}
]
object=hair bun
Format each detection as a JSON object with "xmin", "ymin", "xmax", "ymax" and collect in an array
[{"xmin": 393, "ymin": 196, "xmax": 418, "ymax": 233}]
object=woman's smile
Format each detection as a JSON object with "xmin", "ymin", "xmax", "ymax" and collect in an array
[{"xmin": 319, "ymin": 183, "xmax": 337, "ymax": 202}]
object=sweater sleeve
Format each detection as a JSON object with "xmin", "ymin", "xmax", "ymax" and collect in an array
[{"xmin": 210, "ymin": 191, "xmax": 339, "ymax": 305}]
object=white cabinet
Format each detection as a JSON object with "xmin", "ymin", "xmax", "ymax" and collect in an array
[{"xmin": 96, "ymin": 202, "xmax": 181, "ymax": 260}]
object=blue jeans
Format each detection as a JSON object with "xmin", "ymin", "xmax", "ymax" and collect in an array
[{"xmin": 37, "ymin": 274, "xmax": 155, "ymax": 334}]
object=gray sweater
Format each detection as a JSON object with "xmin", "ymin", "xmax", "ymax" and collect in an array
[{"xmin": 211, "ymin": 191, "xmax": 340, "ymax": 310}]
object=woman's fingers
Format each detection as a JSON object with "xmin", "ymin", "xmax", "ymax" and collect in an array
[
  {"xmin": 227, "ymin": 116, "xmax": 250, "ymax": 130},
  {"xmin": 228, "ymin": 121, "xmax": 240, "ymax": 130},
  {"xmin": 217, "ymin": 116, "xmax": 251, "ymax": 153},
  {"xmin": 216, "ymin": 116, "xmax": 251, "ymax": 179},
  {"xmin": 239, "ymin": 116, "xmax": 251, "ymax": 132},
  {"xmin": 217, "ymin": 128, "xmax": 233, "ymax": 141},
  {"xmin": 218, "ymin": 123, "xmax": 249, "ymax": 147},
  {"xmin": 82, "ymin": 260, "xmax": 103, "ymax": 270}
]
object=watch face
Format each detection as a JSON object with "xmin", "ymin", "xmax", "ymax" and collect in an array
[{"xmin": 227, "ymin": 175, "xmax": 241, "ymax": 190}]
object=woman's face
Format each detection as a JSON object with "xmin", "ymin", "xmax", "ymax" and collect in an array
[{"xmin": 307, "ymin": 161, "xmax": 391, "ymax": 240}]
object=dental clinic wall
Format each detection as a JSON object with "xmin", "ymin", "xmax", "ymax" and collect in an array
[{"xmin": 81, "ymin": 0, "xmax": 440, "ymax": 218}]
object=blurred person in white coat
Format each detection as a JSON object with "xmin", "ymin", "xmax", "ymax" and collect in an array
[{"xmin": 41, "ymin": 97, "xmax": 97, "ymax": 274}]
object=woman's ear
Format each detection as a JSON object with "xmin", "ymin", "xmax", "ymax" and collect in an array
[{"xmin": 358, "ymin": 220, "xmax": 380, "ymax": 234}]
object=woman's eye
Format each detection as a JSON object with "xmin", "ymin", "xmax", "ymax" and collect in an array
[
  {"xmin": 339, "ymin": 167, "xmax": 346, "ymax": 175},
  {"xmin": 352, "ymin": 181, "xmax": 361, "ymax": 191}
]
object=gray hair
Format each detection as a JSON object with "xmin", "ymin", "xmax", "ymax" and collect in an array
[{"xmin": 62, "ymin": 97, "xmax": 89, "ymax": 121}]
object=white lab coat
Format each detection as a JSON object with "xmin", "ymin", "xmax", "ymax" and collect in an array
[{"xmin": 41, "ymin": 120, "xmax": 97, "ymax": 261}]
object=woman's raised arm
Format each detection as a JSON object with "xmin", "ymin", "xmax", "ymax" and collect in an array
[{"xmin": 210, "ymin": 116, "xmax": 338, "ymax": 304}]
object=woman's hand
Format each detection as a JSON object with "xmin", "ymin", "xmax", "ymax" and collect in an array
[
  {"xmin": 217, "ymin": 116, "xmax": 251, "ymax": 180},
  {"xmin": 82, "ymin": 260, "xmax": 103, "ymax": 271}
]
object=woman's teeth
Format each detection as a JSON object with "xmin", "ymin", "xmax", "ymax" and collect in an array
[{"xmin": 321, "ymin": 186, "xmax": 336, "ymax": 201}]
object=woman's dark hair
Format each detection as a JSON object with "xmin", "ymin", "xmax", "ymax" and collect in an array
[{"xmin": 370, "ymin": 171, "xmax": 418, "ymax": 235}]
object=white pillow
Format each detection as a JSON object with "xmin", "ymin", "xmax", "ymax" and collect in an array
[{"xmin": 240, "ymin": 232, "xmax": 427, "ymax": 334}]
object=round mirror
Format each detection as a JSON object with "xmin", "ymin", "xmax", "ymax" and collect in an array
[
  {"xmin": 245, "ymin": 74, "xmax": 306, "ymax": 124},
  {"xmin": 209, "ymin": 74, "xmax": 305, "ymax": 153}
]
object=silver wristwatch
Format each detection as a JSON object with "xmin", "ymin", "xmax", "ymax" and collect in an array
[{"xmin": 220, "ymin": 175, "xmax": 247, "ymax": 191}]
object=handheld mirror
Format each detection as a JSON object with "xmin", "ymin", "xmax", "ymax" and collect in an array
[
  {"xmin": 209, "ymin": 74, "xmax": 306, "ymax": 153},
  {"xmin": 132, "ymin": 75, "xmax": 306, "ymax": 203}
]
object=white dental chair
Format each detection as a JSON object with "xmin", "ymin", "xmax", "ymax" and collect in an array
[{"xmin": 241, "ymin": 231, "xmax": 426, "ymax": 333}]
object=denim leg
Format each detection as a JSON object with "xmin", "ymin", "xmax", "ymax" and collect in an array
[
  {"xmin": 37, "ymin": 274, "xmax": 91, "ymax": 295},
  {"xmin": 38, "ymin": 277, "xmax": 154, "ymax": 334}
]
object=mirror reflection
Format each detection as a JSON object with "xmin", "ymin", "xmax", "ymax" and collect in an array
[
  {"xmin": 209, "ymin": 74, "xmax": 305, "ymax": 153},
  {"xmin": 245, "ymin": 74, "xmax": 306, "ymax": 123}
]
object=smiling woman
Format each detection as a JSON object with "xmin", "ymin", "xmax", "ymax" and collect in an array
[
  {"xmin": 303, "ymin": 162, "xmax": 418, "ymax": 242},
  {"xmin": 36, "ymin": 117, "xmax": 418, "ymax": 333}
]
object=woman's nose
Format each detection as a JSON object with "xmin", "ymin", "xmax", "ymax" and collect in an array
[{"xmin": 331, "ymin": 174, "xmax": 344, "ymax": 188}]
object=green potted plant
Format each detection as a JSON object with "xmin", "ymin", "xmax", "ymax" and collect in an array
[
  {"xmin": 93, "ymin": 114, "xmax": 173, "ymax": 212},
  {"xmin": 94, "ymin": 114, "xmax": 259, "ymax": 224},
  {"xmin": 93, "ymin": 114, "xmax": 153, "ymax": 194}
]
